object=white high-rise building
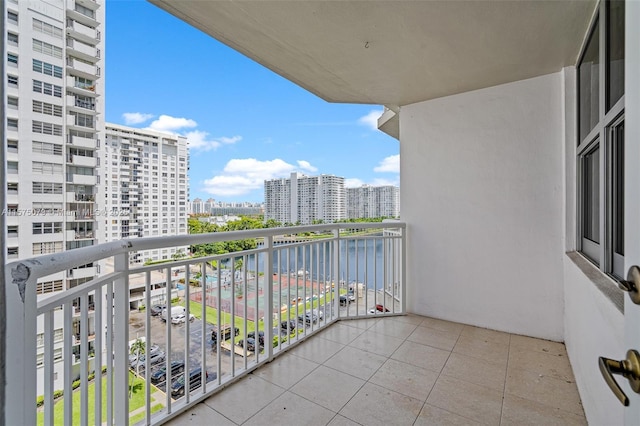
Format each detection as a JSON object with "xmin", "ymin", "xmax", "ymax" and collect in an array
[
  {"xmin": 103, "ymin": 124, "xmax": 189, "ymax": 264},
  {"xmin": 4, "ymin": 0, "xmax": 105, "ymax": 394},
  {"xmin": 264, "ymin": 172, "xmax": 345, "ymax": 225},
  {"xmin": 347, "ymin": 185, "xmax": 400, "ymax": 219}
]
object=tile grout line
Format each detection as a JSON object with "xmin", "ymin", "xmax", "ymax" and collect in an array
[{"xmin": 498, "ymin": 333, "xmax": 512, "ymax": 426}]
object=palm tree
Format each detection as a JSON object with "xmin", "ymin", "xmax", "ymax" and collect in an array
[{"xmin": 129, "ymin": 339, "xmax": 145, "ymax": 398}]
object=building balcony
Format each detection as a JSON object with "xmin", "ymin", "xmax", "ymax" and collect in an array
[
  {"xmin": 66, "ymin": 77, "xmax": 99, "ymax": 97},
  {"xmin": 66, "ymin": 39, "xmax": 100, "ymax": 63},
  {"xmin": 68, "ymin": 265, "xmax": 97, "ymax": 279},
  {"xmin": 65, "ymin": 59, "xmax": 99, "ymax": 82},
  {"xmin": 67, "ymin": 154, "xmax": 97, "ymax": 168},
  {"xmin": 66, "ymin": 2, "xmax": 99, "ymax": 27},
  {"xmin": 68, "ymin": 134, "xmax": 98, "ymax": 149},
  {"xmin": 5, "ymin": 223, "xmax": 406, "ymax": 425},
  {"xmin": 66, "ymin": 19, "xmax": 99, "ymax": 44},
  {"xmin": 66, "ymin": 173, "xmax": 97, "ymax": 186},
  {"xmin": 67, "ymin": 192, "xmax": 95, "ymax": 203},
  {"xmin": 66, "ymin": 94, "xmax": 97, "ymax": 112}
]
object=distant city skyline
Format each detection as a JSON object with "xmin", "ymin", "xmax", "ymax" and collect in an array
[{"xmin": 105, "ymin": 1, "xmax": 399, "ymax": 203}]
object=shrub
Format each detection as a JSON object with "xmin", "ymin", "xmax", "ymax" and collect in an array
[
  {"xmin": 53, "ymin": 390, "xmax": 64, "ymax": 399},
  {"xmin": 102, "ymin": 365, "xmax": 107, "ymax": 374},
  {"xmin": 72, "ymin": 379, "xmax": 81, "ymax": 390},
  {"xmin": 36, "ymin": 395, "xmax": 45, "ymax": 407}
]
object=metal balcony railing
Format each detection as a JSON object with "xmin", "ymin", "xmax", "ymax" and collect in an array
[{"xmin": 4, "ymin": 222, "xmax": 405, "ymax": 425}]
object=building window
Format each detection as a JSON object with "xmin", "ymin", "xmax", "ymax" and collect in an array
[
  {"xmin": 33, "ymin": 100, "xmax": 63, "ymax": 117},
  {"xmin": 32, "ymin": 141, "xmax": 62, "ymax": 156},
  {"xmin": 32, "ymin": 120, "xmax": 63, "ymax": 136},
  {"xmin": 33, "ymin": 39, "xmax": 63, "ymax": 59},
  {"xmin": 32, "ymin": 161, "xmax": 63, "ymax": 175},
  {"xmin": 35, "ymin": 280, "xmax": 64, "ymax": 295},
  {"xmin": 32, "ymin": 182, "xmax": 63, "ymax": 194},
  {"xmin": 7, "ymin": 183, "xmax": 18, "ymax": 194},
  {"xmin": 7, "ymin": 162, "xmax": 18, "ymax": 174},
  {"xmin": 70, "ymin": 112, "xmax": 94, "ymax": 129},
  {"xmin": 8, "ymin": 75, "xmax": 18, "ymax": 88},
  {"xmin": 33, "ymin": 241, "xmax": 63, "ymax": 255},
  {"xmin": 32, "ymin": 59, "xmax": 63, "ymax": 78},
  {"xmin": 577, "ymin": 0, "xmax": 625, "ymax": 279},
  {"xmin": 8, "ymin": 32, "xmax": 18, "ymax": 46},
  {"xmin": 32, "ymin": 18, "xmax": 63, "ymax": 39},
  {"xmin": 7, "ymin": 97, "xmax": 18, "ymax": 109},
  {"xmin": 33, "ymin": 222, "xmax": 63, "ymax": 235},
  {"xmin": 7, "ymin": 140, "xmax": 18, "ymax": 153},
  {"xmin": 7, "ymin": 11, "xmax": 18, "ymax": 25},
  {"xmin": 7, "ymin": 118, "xmax": 18, "ymax": 131},
  {"xmin": 7, "ymin": 247, "xmax": 18, "ymax": 259},
  {"xmin": 7, "ymin": 53, "xmax": 18, "ymax": 66}
]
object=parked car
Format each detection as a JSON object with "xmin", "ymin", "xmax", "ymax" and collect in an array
[
  {"xmin": 130, "ymin": 350, "xmax": 165, "ymax": 371},
  {"xmin": 339, "ymin": 294, "xmax": 355, "ymax": 306},
  {"xmin": 298, "ymin": 312, "xmax": 318, "ymax": 325},
  {"xmin": 280, "ymin": 320, "xmax": 296, "ymax": 334},
  {"xmin": 149, "ymin": 305, "xmax": 165, "ymax": 316},
  {"xmin": 170, "ymin": 368, "xmax": 211, "ymax": 398},
  {"xmin": 129, "ymin": 343, "xmax": 161, "ymax": 365},
  {"xmin": 247, "ymin": 331, "xmax": 265, "ymax": 346},
  {"xmin": 211, "ymin": 325, "xmax": 240, "ymax": 344},
  {"xmin": 368, "ymin": 304, "xmax": 390, "ymax": 314},
  {"xmin": 237, "ymin": 338, "xmax": 257, "ymax": 352},
  {"xmin": 150, "ymin": 360, "xmax": 185, "ymax": 384},
  {"xmin": 171, "ymin": 313, "xmax": 195, "ymax": 324}
]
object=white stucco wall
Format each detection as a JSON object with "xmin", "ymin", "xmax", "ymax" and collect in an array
[
  {"xmin": 564, "ymin": 256, "xmax": 624, "ymax": 425},
  {"xmin": 560, "ymin": 64, "xmax": 625, "ymax": 425},
  {"xmin": 401, "ymin": 72, "xmax": 565, "ymax": 340}
]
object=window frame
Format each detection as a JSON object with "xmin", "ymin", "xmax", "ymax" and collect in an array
[{"xmin": 576, "ymin": 0, "xmax": 626, "ymax": 280}]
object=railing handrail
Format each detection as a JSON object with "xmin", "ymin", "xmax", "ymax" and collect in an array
[{"xmin": 7, "ymin": 222, "xmax": 405, "ymax": 281}]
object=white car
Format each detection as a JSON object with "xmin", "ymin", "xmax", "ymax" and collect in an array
[{"xmin": 171, "ymin": 314, "xmax": 195, "ymax": 324}]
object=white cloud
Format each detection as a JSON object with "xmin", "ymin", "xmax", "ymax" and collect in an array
[
  {"xmin": 358, "ymin": 108, "xmax": 384, "ymax": 131},
  {"xmin": 122, "ymin": 112, "xmax": 154, "ymax": 125},
  {"xmin": 374, "ymin": 154, "xmax": 400, "ymax": 173},
  {"xmin": 147, "ymin": 114, "xmax": 197, "ymax": 133},
  {"xmin": 297, "ymin": 160, "xmax": 318, "ymax": 172},
  {"xmin": 185, "ymin": 131, "xmax": 241, "ymax": 151},
  {"xmin": 202, "ymin": 158, "xmax": 317, "ymax": 197},
  {"xmin": 345, "ymin": 178, "xmax": 365, "ymax": 188}
]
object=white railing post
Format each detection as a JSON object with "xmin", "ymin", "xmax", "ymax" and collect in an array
[
  {"xmin": 4, "ymin": 262, "xmax": 38, "ymax": 426},
  {"xmin": 113, "ymin": 252, "xmax": 129, "ymax": 425},
  {"xmin": 264, "ymin": 236, "xmax": 274, "ymax": 359},
  {"xmin": 401, "ymin": 226, "xmax": 407, "ymax": 313},
  {"xmin": 332, "ymin": 229, "xmax": 341, "ymax": 318}
]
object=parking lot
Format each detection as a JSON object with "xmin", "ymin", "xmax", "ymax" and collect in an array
[{"xmin": 128, "ymin": 310, "xmax": 245, "ymax": 399}]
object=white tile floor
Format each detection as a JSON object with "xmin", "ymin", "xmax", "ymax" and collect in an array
[{"xmin": 168, "ymin": 314, "xmax": 586, "ymax": 426}]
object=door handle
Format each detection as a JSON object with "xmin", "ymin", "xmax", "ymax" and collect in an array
[
  {"xmin": 619, "ymin": 265, "xmax": 640, "ymax": 305},
  {"xmin": 599, "ymin": 350, "xmax": 640, "ymax": 406}
]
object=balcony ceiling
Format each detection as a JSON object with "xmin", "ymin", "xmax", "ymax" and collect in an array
[{"xmin": 150, "ymin": 0, "xmax": 596, "ymax": 106}]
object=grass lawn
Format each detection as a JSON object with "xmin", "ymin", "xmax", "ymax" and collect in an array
[{"xmin": 36, "ymin": 372, "xmax": 162, "ymax": 426}]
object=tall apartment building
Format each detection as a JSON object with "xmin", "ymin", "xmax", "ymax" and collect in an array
[
  {"xmin": 264, "ymin": 172, "xmax": 345, "ymax": 225},
  {"xmin": 347, "ymin": 185, "xmax": 400, "ymax": 219},
  {"xmin": 103, "ymin": 123, "xmax": 189, "ymax": 264},
  {"xmin": 189, "ymin": 197, "xmax": 215, "ymax": 215},
  {"xmin": 4, "ymin": 0, "xmax": 105, "ymax": 394}
]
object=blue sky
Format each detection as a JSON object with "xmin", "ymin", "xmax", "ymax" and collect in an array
[{"xmin": 105, "ymin": 1, "xmax": 399, "ymax": 203}]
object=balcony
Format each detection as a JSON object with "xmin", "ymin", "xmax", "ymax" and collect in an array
[
  {"xmin": 66, "ymin": 19, "xmax": 99, "ymax": 44},
  {"xmin": 67, "ymin": 154, "xmax": 97, "ymax": 168},
  {"xmin": 68, "ymin": 134, "xmax": 98, "ymax": 149},
  {"xmin": 5, "ymin": 223, "xmax": 405, "ymax": 425},
  {"xmin": 66, "ymin": 173, "xmax": 97, "ymax": 186},
  {"xmin": 66, "ymin": 58, "xmax": 98, "ymax": 81},
  {"xmin": 169, "ymin": 315, "xmax": 584, "ymax": 425},
  {"xmin": 67, "ymin": 39, "xmax": 99, "ymax": 62}
]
